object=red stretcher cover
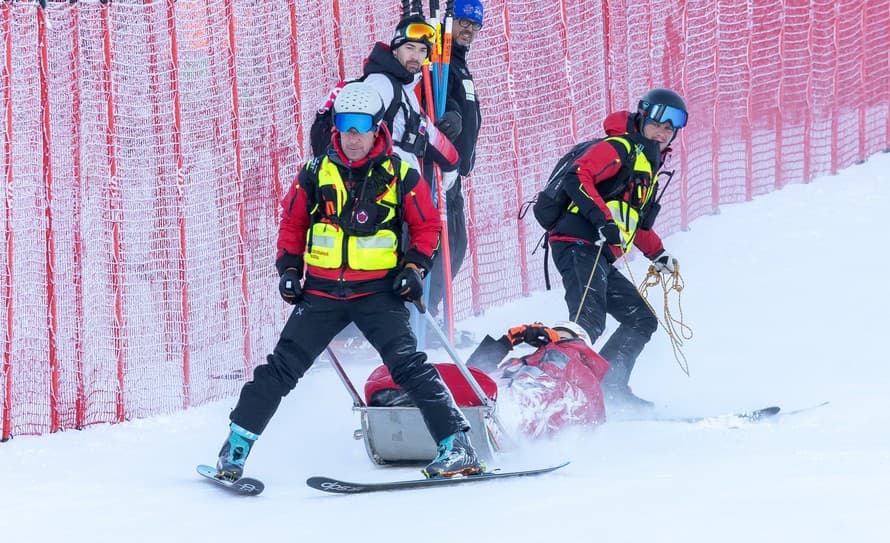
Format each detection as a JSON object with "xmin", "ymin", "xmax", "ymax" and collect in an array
[{"xmin": 364, "ymin": 363, "xmax": 498, "ymax": 407}]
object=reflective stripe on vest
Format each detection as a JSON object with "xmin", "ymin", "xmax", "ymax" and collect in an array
[
  {"xmin": 567, "ymin": 136, "xmax": 657, "ymax": 253},
  {"xmin": 305, "ymin": 158, "xmax": 405, "ymax": 271}
]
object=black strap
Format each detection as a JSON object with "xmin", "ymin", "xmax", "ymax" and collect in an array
[
  {"xmin": 541, "ymin": 232, "xmax": 552, "ymax": 291},
  {"xmin": 381, "ymin": 74, "xmax": 406, "ymax": 133},
  {"xmin": 596, "ymin": 137, "xmax": 637, "ymax": 201}
]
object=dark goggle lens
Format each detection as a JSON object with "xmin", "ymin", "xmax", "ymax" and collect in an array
[
  {"xmin": 404, "ymin": 22, "xmax": 437, "ymax": 42},
  {"xmin": 647, "ymin": 103, "xmax": 687, "ymax": 129},
  {"xmin": 334, "ymin": 113, "xmax": 375, "ymax": 134}
]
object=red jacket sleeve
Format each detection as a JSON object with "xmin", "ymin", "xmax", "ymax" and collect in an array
[
  {"xmin": 633, "ymin": 228, "xmax": 664, "ymax": 259},
  {"xmin": 276, "ymin": 166, "xmax": 313, "ymax": 259},
  {"xmin": 401, "ymin": 167, "xmax": 441, "ymax": 270},
  {"xmin": 567, "ymin": 140, "xmax": 626, "ymax": 223}
]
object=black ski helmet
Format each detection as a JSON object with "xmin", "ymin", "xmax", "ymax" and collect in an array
[{"xmin": 637, "ymin": 88, "xmax": 688, "ymax": 133}]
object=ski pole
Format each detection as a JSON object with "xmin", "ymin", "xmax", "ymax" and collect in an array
[
  {"xmin": 428, "ymin": 0, "xmax": 441, "ymax": 100},
  {"xmin": 422, "ymin": 311, "xmax": 512, "ymax": 446},
  {"xmin": 429, "ymin": 0, "xmax": 456, "ymax": 340},
  {"xmin": 437, "ymin": 0, "xmax": 454, "ymax": 116},
  {"xmin": 574, "ymin": 230, "xmax": 607, "ymax": 322},
  {"xmin": 420, "ymin": 62, "xmax": 455, "ymax": 343},
  {"xmin": 325, "ymin": 346, "xmax": 366, "ymax": 408}
]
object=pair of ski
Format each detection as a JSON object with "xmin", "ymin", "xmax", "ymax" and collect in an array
[
  {"xmin": 197, "ymin": 401, "xmax": 829, "ymax": 496},
  {"xmin": 196, "ymin": 461, "xmax": 570, "ymax": 496}
]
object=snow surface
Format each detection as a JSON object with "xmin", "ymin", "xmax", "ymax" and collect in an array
[{"xmin": 2, "ymin": 153, "xmax": 889, "ymax": 542}]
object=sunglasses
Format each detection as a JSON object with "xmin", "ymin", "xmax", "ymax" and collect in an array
[
  {"xmin": 403, "ymin": 22, "xmax": 437, "ymax": 42},
  {"xmin": 644, "ymin": 103, "xmax": 688, "ymax": 129},
  {"xmin": 456, "ymin": 18, "xmax": 482, "ymax": 31},
  {"xmin": 334, "ymin": 113, "xmax": 376, "ymax": 134}
]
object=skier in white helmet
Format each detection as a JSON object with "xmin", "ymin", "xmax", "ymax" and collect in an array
[{"xmin": 212, "ymin": 81, "xmax": 484, "ymax": 482}]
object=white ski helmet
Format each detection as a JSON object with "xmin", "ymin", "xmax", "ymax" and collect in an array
[
  {"xmin": 551, "ymin": 320, "xmax": 591, "ymax": 346},
  {"xmin": 332, "ymin": 81, "xmax": 385, "ymax": 129}
]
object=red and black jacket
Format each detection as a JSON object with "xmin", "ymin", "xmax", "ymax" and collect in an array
[
  {"xmin": 549, "ymin": 111, "xmax": 668, "ymax": 261},
  {"xmin": 277, "ymin": 126, "xmax": 440, "ymax": 299}
]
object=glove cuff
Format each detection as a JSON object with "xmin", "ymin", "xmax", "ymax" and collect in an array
[
  {"xmin": 403, "ymin": 248, "xmax": 432, "ymax": 275},
  {"xmin": 275, "ymin": 252, "xmax": 304, "ymax": 278}
]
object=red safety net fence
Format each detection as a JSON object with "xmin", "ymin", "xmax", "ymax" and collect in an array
[{"xmin": 1, "ymin": 0, "xmax": 887, "ymax": 438}]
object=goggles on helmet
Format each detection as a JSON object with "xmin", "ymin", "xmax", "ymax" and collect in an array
[
  {"xmin": 403, "ymin": 22, "xmax": 437, "ymax": 42},
  {"xmin": 644, "ymin": 103, "xmax": 687, "ymax": 129},
  {"xmin": 334, "ymin": 113, "xmax": 376, "ymax": 134}
]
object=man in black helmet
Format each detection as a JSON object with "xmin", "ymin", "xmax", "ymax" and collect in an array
[{"xmin": 546, "ymin": 88, "xmax": 689, "ymax": 414}]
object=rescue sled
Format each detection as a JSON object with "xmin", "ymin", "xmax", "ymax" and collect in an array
[{"xmin": 326, "ymin": 313, "xmax": 505, "ymax": 465}]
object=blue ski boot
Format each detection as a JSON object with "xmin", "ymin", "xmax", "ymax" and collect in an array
[
  {"xmin": 422, "ymin": 431, "xmax": 485, "ymax": 478},
  {"xmin": 216, "ymin": 423, "xmax": 259, "ymax": 481}
]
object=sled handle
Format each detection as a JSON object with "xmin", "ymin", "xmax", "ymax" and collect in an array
[
  {"xmin": 422, "ymin": 312, "xmax": 492, "ymax": 408},
  {"xmin": 422, "ymin": 312, "xmax": 514, "ymax": 445},
  {"xmin": 326, "ymin": 346, "xmax": 366, "ymax": 408}
]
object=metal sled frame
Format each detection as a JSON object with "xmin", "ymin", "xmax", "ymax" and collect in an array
[{"xmin": 327, "ymin": 312, "xmax": 506, "ymax": 465}]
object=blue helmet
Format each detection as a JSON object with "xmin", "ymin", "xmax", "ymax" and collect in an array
[{"xmin": 454, "ymin": 0, "xmax": 484, "ymax": 27}]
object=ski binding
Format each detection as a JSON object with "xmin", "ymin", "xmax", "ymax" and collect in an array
[{"xmin": 196, "ymin": 464, "xmax": 265, "ymax": 496}]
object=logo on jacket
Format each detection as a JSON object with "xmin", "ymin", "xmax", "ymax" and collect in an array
[{"xmin": 356, "ymin": 209, "xmax": 370, "ymax": 224}]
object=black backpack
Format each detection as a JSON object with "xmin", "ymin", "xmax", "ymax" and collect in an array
[
  {"xmin": 531, "ymin": 140, "xmax": 598, "ymax": 230},
  {"xmin": 520, "ymin": 136, "xmax": 637, "ymax": 289},
  {"xmin": 529, "ymin": 137, "xmax": 642, "ymax": 230},
  {"xmin": 308, "ymin": 74, "xmax": 404, "ymax": 158}
]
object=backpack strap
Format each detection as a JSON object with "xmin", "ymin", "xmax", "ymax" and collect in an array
[
  {"xmin": 596, "ymin": 136, "xmax": 638, "ymax": 201},
  {"xmin": 381, "ymin": 75, "xmax": 405, "ymax": 130},
  {"xmin": 352, "ymin": 73, "xmax": 406, "ymax": 133},
  {"xmin": 542, "ymin": 232, "xmax": 553, "ymax": 290}
]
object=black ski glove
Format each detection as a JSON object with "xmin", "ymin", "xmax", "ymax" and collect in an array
[
  {"xmin": 276, "ymin": 253, "xmax": 304, "ymax": 305},
  {"xmin": 435, "ymin": 111, "xmax": 463, "ymax": 142},
  {"xmin": 392, "ymin": 263, "xmax": 425, "ymax": 313},
  {"xmin": 505, "ymin": 324, "xmax": 561, "ymax": 348},
  {"xmin": 597, "ymin": 222, "xmax": 622, "ymax": 246}
]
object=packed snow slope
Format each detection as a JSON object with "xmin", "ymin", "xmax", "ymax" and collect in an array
[{"xmin": 2, "ymin": 153, "xmax": 888, "ymax": 542}]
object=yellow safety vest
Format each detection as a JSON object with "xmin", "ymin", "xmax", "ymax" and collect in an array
[
  {"xmin": 305, "ymin": 157, "xmax": 407, "ymax": 271},
  {"xmin": 567, "ymin": 136, "xmax": 658, "ymax": 252}
]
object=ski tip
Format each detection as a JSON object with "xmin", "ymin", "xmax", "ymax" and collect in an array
[{"xmin": 306, "ymin": 476, "xmax": 368, "ymax": 494}]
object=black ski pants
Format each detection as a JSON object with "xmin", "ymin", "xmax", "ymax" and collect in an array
[
  {"xmin": 229, "ymin": 291, "xmax": 470, "ymax": 442},
  {"xmin": 550, "ymin": 241, "xmax": 658, "ymax": 385}
]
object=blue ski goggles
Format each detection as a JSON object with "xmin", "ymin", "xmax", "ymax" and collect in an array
[
  {"xmin": 334, "ymin": 112, "xmax": 377, "ymax": 134},
  {"xmin": 644, "ymin": 103, "xmax": 688, "ymax": 129}
]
